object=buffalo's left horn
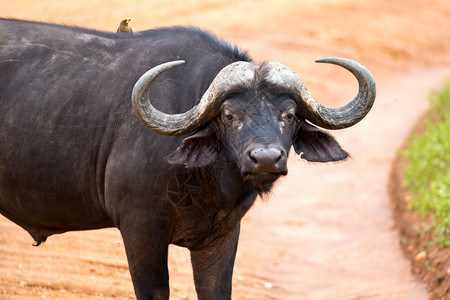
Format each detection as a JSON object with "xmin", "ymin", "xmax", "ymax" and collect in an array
[
  {"xmin": 267, "ymin": 57, "xmax": 376, "ymax": 129},
  {"xmin": 132, "ymin": 60, "xmax": 256, "ymax": 136}
]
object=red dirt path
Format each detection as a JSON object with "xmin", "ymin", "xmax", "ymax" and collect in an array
[{"xmin": 1, "ymin": 0, "xmax": 450, "ymax": 299}]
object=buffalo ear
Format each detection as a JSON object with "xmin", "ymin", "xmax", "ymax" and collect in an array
[
  {"xmin": 168, "ymin": 128, "xmax": 218, "ymax": 167},
  {"xmin": 293, "ymin": 122, "xmax": 349, "ymax": 162}
]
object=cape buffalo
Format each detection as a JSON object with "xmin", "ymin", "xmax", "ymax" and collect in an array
[{"xmin": 0, "ymin": 18, "xmax": 376, "ymax": 299}]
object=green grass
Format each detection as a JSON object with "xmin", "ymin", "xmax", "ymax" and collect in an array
[{"xmin": 401, "ymin": 80, "xmax": 450, "ymax": 247}]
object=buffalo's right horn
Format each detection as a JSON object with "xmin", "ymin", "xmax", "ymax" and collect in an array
[{"xmin": 132, "ymin": 60, "xmax": 256, "ymax": 136}]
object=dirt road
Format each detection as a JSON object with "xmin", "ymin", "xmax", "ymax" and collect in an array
[{"xmin": 1, "ymin": 0, "xmax": 450, "ymax": 299}]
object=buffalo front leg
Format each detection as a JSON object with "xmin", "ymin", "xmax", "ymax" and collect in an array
[
  {"xmin": 120, "ymin": 220, "xmax": 170, "ymax": 300},
  {"xmin": 190, "ymin": 224, "xmax": 241, "ymax": 300}
]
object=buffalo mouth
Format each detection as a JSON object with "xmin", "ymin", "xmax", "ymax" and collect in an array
[{"xmin": 243, "ymin": 172, "xmax": 285, "ymax": 194}]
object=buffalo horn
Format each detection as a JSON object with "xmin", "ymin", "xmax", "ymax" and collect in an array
[
  {"xmin": 132, "ymin": 60, "xmax": 256, "ymax": 136},
  {"xmin": 267, "ymin": 57, "xmax": 376, "ymax": 129}
]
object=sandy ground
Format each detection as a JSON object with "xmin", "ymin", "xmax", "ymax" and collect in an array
[{"xmin": 1, "ymin": 0, "xmax": 450, "ymax": 299}]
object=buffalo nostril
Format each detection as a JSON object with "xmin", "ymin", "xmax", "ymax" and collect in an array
[
  {"xmin": 249, "ymin": 151, "xmax": 258, "ymax": 164},
  {"xmin": 248, "ymin": 147, "xmax": 285, "ymax": 173},
  {"xmin": 275, "ymin": 151, "xmax": 282, "ymax": 162}
]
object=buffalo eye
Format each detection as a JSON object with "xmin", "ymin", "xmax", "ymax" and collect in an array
[
  {"xmin": 285, "ymin": 113, "xmax": 296, "ymax": 124},
  {"xmin": 222, "ymin": 110, "xmax": 235, "ymax": 125}
]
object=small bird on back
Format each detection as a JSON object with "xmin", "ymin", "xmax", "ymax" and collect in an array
[{"xmin": 117, "ymin": 19, "xmax": 133, "ymax": 34}]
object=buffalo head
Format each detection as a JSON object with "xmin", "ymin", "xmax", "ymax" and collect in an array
[{"xmin": 132, "ymin": 58, "xmax": 375, "ymax": 192}]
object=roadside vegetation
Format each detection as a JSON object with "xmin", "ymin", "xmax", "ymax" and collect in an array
[{"xmin": 401, "ymin": 80, "xmax": 450, "ymax": 246}]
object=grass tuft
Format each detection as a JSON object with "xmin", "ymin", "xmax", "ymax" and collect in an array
[{"xmin": 401, "ymin": 80, "xmax": 450, "ymax": 246}]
